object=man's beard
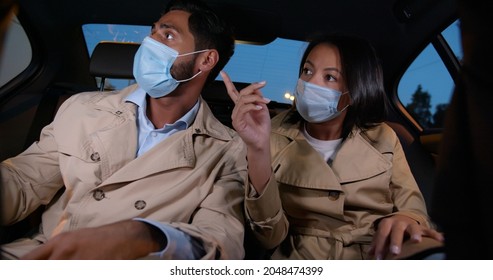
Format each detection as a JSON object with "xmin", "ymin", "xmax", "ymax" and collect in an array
[{"xmin": 171, "ymin": 56, "xmax": 196, "ymax": 82}]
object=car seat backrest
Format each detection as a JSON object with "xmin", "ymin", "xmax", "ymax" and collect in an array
[
  {"xmin": 386, "ymin": 121, "xmax": 436, "ymax": 211},
  {"xmin": 89, "ymin": 41, "xmax": 140, "ymax": 91}
]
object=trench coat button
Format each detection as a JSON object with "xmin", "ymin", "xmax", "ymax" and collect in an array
[
  {"xmin": 93, "ymin": 189, "xmax": 105, "ymax": 201},
  {"xmin": 328, "ymin": 191, "xmax": 340, "ymax": 201},
  {"xmin": 135, "ymin": 200, "xmax": 146, "ymax": 210},
  {"xmin": 90, "ymin": 152, "xmax": 100, "ymax": 162},
  {"xmin": 195, "ymin": 128, "xmax": 201, "ymax": 133},
  {"xmin": 115, "ymin": 110, "xmax": 122, "ymax": 115}
]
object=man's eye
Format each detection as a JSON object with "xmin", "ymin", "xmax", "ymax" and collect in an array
[{"xmin": 165, "ymin": 33, "xmax": 174, "ymax": 40}]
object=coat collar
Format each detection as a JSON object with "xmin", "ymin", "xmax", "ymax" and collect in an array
[
  {"xmin": 89, "ymin": 84, "xmax": 233, "ymax": 142},
  {"xmin": 270, "ymin": 111, "xmax": 391, "ymax": 188},
  {"xmin": 89, "ymin": 85, "xmax": 234, "ymax": 187}
]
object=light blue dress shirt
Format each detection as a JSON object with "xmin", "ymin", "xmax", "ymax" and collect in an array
[
  {"xmin": 126, "ymin": 87, "xmax": 199, "ymax": 157},
  {"xmin": 125, "ymin": 87, "xmax": 203, "ymax": 259}
]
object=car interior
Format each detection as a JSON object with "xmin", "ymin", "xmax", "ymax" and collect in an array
[{"xmin": 1, "ymin": 0, "xmax": 461, "ymax": 258}]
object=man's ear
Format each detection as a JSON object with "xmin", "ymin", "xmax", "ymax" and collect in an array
[{"xmin": 198, "ymin": 50, "xmax": 219, "ymax": 72}]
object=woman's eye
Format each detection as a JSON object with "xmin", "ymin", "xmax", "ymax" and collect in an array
[
  {"xmin": 302, "ymin": 68, "xmax": 312, "ymax": 75},
  {"xmin": 325, "ymin": 74, "xmax": 336, "ymax": 82}
]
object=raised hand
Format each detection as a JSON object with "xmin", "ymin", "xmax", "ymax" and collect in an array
[
  {"xmin": 221, "ymin": 71, "xmax": 272, "ymax": 193},
  {"xmin": 220, "ymin": 71, "xmax": 271, "ymax": 150}
]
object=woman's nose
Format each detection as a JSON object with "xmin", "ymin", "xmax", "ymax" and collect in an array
[{"xmin": 306, "ymin": 75, "xmax": 323, "ymax": 86}]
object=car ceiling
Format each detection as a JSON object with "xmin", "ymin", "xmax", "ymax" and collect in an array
[{"xmin": 15, "ymin": 0, "xmax": 457, "ymax": 89}]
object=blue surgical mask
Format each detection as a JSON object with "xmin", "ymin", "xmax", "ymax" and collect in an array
[
  {"xmin": 133, "ymin": 36, "xmax": 208, "ymax": 98},
  {"xmin": 294, "ymin": 79, "xmax": 349, "ymax": 123}
]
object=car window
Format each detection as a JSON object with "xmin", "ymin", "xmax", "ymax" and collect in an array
[
  {"xmin": 84, "ymin": 21, "xmax": 463, "ymax": 123},
  {"xmin": 0, "ymin": 16, "xmax": 32, "ymax": 90},
  {"xmin": 82, "ymin": 24, "xmax": 306, "ymax": 104},
  {"xmin": 397, "ymin": 20, "xmax": 462, "ymax": 129},
  {"xmin": 219, "ymin": 39, "xmax": 306, "ymax": 104}
]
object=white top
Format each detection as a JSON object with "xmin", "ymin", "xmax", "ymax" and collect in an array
[{"xmin": 302, "ymin": 125, "xmax": 342, "ymax": 163}]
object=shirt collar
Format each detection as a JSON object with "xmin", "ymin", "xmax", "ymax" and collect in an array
[{"xmin": 125, "ymin": 86, "xmax": 200, "ymax": 129}]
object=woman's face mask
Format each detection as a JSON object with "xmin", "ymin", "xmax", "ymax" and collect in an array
[
  {"xmin": 294, "ymin": 78, "xmax": 349, "ymax": 123},
  {"xmin": 133, "ymin": 36, "xmax": 208, "ymax": 98}
]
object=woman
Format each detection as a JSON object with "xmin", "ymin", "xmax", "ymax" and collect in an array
[{"xmin": 221, "ymin": 33, "xmax": 443, "ymax": 260}]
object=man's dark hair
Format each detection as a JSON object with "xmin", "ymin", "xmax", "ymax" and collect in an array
[{"xmin": 165, "ymin": 0, "xmax": 235, "ymax": 86}]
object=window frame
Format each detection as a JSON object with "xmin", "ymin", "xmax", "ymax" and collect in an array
[{"xmin": 396, "ymin": 19, "xmax": 462, "ymax": 132}]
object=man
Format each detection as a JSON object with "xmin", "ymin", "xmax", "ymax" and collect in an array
[{"xmin": 1, "ymin": 0, "xmax": 247, "ymax": 259}]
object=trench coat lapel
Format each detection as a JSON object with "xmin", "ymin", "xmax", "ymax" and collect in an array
[
  {"xmin": 271, "ymin": 114, "xmax": 391, "ymax": 189},
  {"xmin": 273, "ymin": 135, "xmax": 343, "ymax": 191},
  {"xmin": 96, "ymin": 97, "xmax": 230, "ymax": 188},
  {"xmin": 331, "ymin": 132, "xmax": 391, "ymax": 183},
  {"xmin": 99, "ymin": 129, "xmax": 195, "ymax": 187}
]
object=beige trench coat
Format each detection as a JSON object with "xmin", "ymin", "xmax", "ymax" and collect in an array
[
  {"xmin": 245, "ymin": 110, "xmax": 432, "ymax": 259},
  {"xmin": 1, "ymin": 84, "xmax": 247, "ymax": 259}
]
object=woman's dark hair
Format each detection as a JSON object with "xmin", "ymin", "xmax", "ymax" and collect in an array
[
  {"xmin": 286, "ymin": 33, "xmax": 388, "ymax": 138},
  {"xmin": 164, "ymin": 0, "xmax": 235, "ymax": 86}
]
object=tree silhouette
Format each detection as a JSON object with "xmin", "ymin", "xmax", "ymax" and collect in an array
[
  {"xmin": 432, "ymin": 103, "xmax": 448, "ymax": 128},
  {"xmin": 406, "ymin": 85, "xmax": 432, "ymax": 128}
]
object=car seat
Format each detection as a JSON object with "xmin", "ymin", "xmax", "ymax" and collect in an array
[{"xmin": 89, "ymin": 41, "xmax": 139, "ymax": 91}]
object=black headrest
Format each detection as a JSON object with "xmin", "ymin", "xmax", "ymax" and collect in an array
[{"xmin": 89, "ymin": 41, "xmax": 140, "ymax": 79}]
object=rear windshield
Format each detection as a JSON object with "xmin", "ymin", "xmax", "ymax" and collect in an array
[{"xmin": 82, "ymin": 24, "xmax": 307, "ymax": 104}]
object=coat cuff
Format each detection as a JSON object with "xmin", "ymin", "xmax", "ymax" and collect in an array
[
  {"xmin": 245, "ymin": 173, "xmax": 283, "ymax": 229},
  {"xmin": 373, "ymin": 211, "xmax": 431, "ymax": 230}
]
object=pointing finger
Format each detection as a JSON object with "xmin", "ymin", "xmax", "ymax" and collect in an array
[{"xmin": 220, "ymin": 71, "xmax": 240, "ymax": 102}]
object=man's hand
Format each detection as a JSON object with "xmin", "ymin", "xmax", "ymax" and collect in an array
[
  {"xmin": 21, "ymin": 220, "xmax": 166, "ymax": 259},
  {"xmin": 368, "ymin": 214, "xmax": 444, "ymax": 260}
]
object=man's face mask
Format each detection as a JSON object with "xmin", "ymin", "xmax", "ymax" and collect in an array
[
  {"xmin": 294, "ymin": 79, "xmax": 349, "ymax": 123},
  {"xmin": 133, "ymin": 36, "xmax": 208, "ymax": 98}
]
